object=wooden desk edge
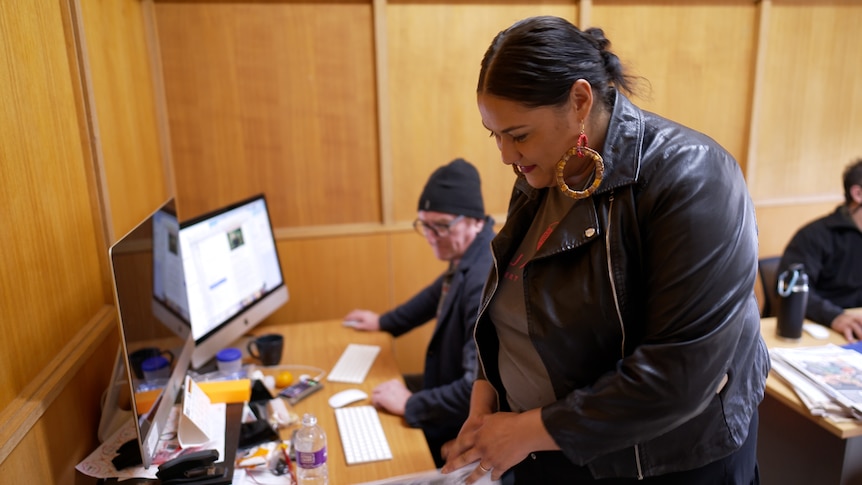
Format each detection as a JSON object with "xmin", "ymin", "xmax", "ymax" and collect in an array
[
  {"xmin": 760, "ymin": 314, "xmax": 862, "ymax": 440},
  {"xmin": 253, "ymin": 319, "xmax": 436, "ymax": 482}
]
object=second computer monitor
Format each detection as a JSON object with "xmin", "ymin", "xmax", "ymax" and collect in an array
[{"xmin": 179, "ymin": 194, "xmax": 289, "ymax": 369}]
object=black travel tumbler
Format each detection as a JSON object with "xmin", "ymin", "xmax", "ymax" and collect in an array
[{"xmin": 776, "ymin": 263, "xmax": 809, "ymax": 341}]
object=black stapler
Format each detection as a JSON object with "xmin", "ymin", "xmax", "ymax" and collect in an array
[{"xmin": 156, "ymin": 449, "xmax": 230, "ymax": 485}]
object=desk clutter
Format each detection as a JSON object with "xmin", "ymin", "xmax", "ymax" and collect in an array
[
  {"xmin": 79, "ymin": 354, "xmax": 404, "ymax": 484},
  {"xmin": 97, "ymin": 200, "xmax": 439, "ymax": 482},
  {"xmin": 770, "ymin": 343, "xmax": 862, "ymax": 421}
]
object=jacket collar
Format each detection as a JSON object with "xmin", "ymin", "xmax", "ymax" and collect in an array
[
  {"xmin": 454, "ymin": 216, "xmax": 496, "ymax": 273},
  {"xmin": 828, "ymin": 205, "xmax": 862, "ymax": 232}
]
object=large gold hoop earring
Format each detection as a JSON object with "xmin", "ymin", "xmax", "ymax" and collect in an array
[{"xmin": 555, "ymin": 127, "xmax": 604, "ymax": 200}]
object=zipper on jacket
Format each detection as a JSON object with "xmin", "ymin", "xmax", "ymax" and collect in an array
[
  {"xmin": 605, "ymin": 191, "xmax": 644, "ymax": 480},
  {"xmin": 474, "ymin": 245, "xmax": 501, "ymax": 412},
  {"xmin": 605, "ymin": 192, "xmax": 626, "ymax": 361}
]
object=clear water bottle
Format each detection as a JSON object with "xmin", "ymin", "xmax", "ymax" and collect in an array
[{"xmin": 295, "ymin": 413, "xmax": 328, "ymax": 485}]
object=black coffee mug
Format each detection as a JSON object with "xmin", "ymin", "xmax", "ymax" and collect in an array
[
  {"xmin": 129, "ymin": 347, "xmax": 174, "ymax": 380},
  {"xmin": 247, "ymin": 334, "xmax": 284, "ymax": 366}
]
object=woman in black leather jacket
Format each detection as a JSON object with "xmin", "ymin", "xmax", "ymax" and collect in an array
[{"xmin": 441, "ymin": 16, "xmax": 769, "ymax": 485}]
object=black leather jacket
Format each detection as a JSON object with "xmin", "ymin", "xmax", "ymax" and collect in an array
[{"xmin": 474, "ymin": 92, "xmax": 770, "ymax": 479}]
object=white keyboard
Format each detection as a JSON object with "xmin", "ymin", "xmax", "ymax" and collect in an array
[
  {"xmin": 326, "ymin": 344, "xmax": 380, "ymax": 384},
  {"xmin": 334, "ymin": 405, "xmax": 393, "ymax": 465}
]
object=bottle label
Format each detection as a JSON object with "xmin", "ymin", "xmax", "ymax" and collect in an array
[{"xmin": 297, "ymin": 447, "xmax": 327, "ymax": 469}]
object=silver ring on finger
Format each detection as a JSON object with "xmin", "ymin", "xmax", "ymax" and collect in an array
[{"xmin": 478, "ymin": 463, "xmax": 491, "ymax": 473}]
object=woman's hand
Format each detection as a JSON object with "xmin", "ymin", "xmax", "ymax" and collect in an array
[
  {"xmin": 440, "ymin": 411, "xmax": 486, "ymax": 465},
  {"xmin": 440, "ymin": 380, "xmax": 559, "ymax": 484},
  {"xmin": 440, "ymin": 380, "xmax": 496, "ymax": 471},
  {"xmin": 442, "ymin": 410, "xmax": 550, "ymax": 483}
]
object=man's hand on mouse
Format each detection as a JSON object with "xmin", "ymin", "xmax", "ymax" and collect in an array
[
  {"xmin": 343, "ymin": 310, "xmax": 381, "ymax": 331},
  {"xmin": 371, "ymin": 379, "xmax": 411, "ymax": 416}
]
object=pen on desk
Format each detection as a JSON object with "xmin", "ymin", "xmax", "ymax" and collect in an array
[{"xmin": 280, "ymin": 441, "xmax": 297, "ymax": 484}]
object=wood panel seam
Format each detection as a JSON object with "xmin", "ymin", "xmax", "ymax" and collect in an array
[
  {"xmin": 754, "ymin": 193, "xmax": 842, "ymax": 207},
  {"xmin": 142, "ymin": 0, "xmax": 177, "ymax": 201},
  {"xmin": 0, "ymin": 305, "xmax": 116, "ymax": 466},
  {"xmin": 373, "ymin": 0, "xmax": 394, "ymax": 226},
  {"xmin": 60, "ymin": 0, "xmax": 112, "ymax": 303},
  {"xmin": 67, "ymin": 0, "xmax": 115, "ymax": 246},
  {"xmin": 272, "ymin": 212, "xmax": 509, "ymax": 240},
  {"xmin": 745, "ymin": 0, "xmax": 770, "ymax": 188}
]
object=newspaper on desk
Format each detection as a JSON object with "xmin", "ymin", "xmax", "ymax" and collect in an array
[
  {"xmin": 769, "ymin": 343, "xmax": 862, "ymax": 421},
  {"xmin": 356, "ymin": 463, "xmax": 500, "ymax": 485}
]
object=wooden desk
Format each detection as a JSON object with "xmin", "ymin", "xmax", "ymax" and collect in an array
[
  {"xmin": 251, "ymin": 320, "xmax": 435, "ymax": 484},
  {"xmin": 758, "ymin": 310, "xmax": 862, "ymax": 485}
]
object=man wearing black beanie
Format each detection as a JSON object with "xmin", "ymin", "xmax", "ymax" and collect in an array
[{"xmin": 344, "ymin": 158, "xmax": 495, "ymax": 468}]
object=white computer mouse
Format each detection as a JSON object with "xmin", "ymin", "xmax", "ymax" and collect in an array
[{"xmin": 328, "ymin": 388, "xmax": 369, "ymax": 408}]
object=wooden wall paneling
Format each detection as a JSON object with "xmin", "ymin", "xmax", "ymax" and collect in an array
[
  {"xmin": 579, "ymin": 0, "xmax": 592, "ymax": 28},
  {"xmin": 385, "ymin": 2, "xmax": 578, "ymax": 222},
  {"xmin": 265, "ymin": 234, "xmax": 394, "ymax": 324},
  {"xmin": 0, "ymin": 307, "xmax": 116, "ymax": 476},
  {"xmin": 388, "ymin": 231, "xmax": 449, "ymax": 374},
  {"xmin": 1, "ymin": 341, "xmax": 117, "ymax": 483},
  {"xmin": 1, "ymin": 0, "xmax": 163, "ymax": 478},
  {"xmin": 0, "ymin": 0, "xmax": 105, "ymax": 407},
  {"xmin": 65, "ymin": 0, "xmax": 112, "ymax": 300},
  {"xmin": 0, "ymin": 424, "xmax": 58, "ymax": 483},
  {"xmin": 78, "ymin": 0, "xmax": 170, "ymax": 240},
  {"xmin": 154, "ymin": 2, "xmax": 381, "ymax": 226},
  {"xmin": 754, "ymin": 201, "xmax": 839, "ymax": 258},
  {"xmin": 751, "ymin": 2, "xmax": 862, "ymax": 203},
  {"xmin": 593, "ymin": 1, "xmax": 757, "ymax": 171}
]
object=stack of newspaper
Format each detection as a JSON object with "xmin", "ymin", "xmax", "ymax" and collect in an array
[{"xmin": 770, "ymin": 343, "xmax": 862, "ymax": 421}]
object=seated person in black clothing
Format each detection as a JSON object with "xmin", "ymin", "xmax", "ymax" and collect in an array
[
  {"xmin": 780, "ymin": 158, "xmax": 862, "ymax": 341},
  {"xmin": 343, "ymin": 158, "xmax": 495, "ymax": 467}
]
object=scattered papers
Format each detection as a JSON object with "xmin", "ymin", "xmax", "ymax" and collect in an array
[
  {"xmin": 79, "ymin": 376, "xmax": 229, "ymax": 481},
  {"xmin": 770, "ymin": 344, "xmax": 862, "ymax": 421},
  {"xmin": 77, "ymin": 405, "xmax": 186, "ymax": 480}
]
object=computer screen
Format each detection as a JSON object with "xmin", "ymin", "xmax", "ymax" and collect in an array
[
  {"xmin": 108, "ymin": 198, "xmax": 195, "ymax": 469},
  {"xmin": 178, "ymin": 194, "xmax": 288, "ymax": 369}
]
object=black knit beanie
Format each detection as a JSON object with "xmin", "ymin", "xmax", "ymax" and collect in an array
[{"xmin": 417, "ymin": 158, "xmax": 485, "ymax": 219}]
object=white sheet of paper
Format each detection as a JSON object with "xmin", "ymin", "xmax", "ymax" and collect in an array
[{"xmin": 179, "ymin": 375, "xmax": 225, "ymax": 448}]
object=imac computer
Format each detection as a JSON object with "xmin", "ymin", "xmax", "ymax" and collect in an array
[
  {"xmin": 178, "ymin": 194, "xmax": 288, "ymax": 370},
  {"xmin": 104, "ymin": 194, "xmax": 285, "ymax": 470},
  {"xmin": 106, "ymin": 198, "xmax": 196, "ymax": 469}
]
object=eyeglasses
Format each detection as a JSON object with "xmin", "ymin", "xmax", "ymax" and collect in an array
[{"xmin": 412, "ymin": 215, "xmax": 464, "ymax": 238}]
